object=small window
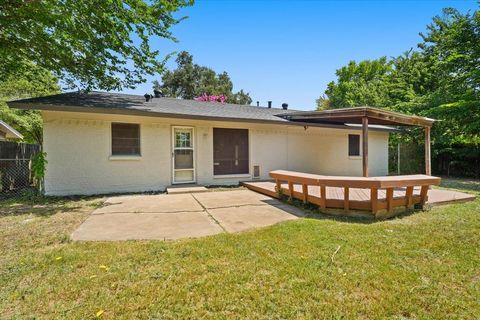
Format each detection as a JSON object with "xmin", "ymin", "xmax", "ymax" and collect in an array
[
  {"xmin": 112, "ymin": 123, "xmax": 140, "ymax": 156},
  {"xmin": 348, "ymin": 134, "xmax": 360, "ymax": 156}
]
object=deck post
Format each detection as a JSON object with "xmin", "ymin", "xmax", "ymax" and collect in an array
[
  {"xmin": 320, "ymin": 185, "xmax": 326, "ymax": 210},
  {"xmin": 362, "ymin": 117, "xmax": 369, "ymax": 177},
  {"xmin": 302, "ymin": 184, "xmax": 308, "ymax": 203},
  {"xmin": 405, "ymin": 186, "xmax": 414, "ymax": 209},
  {"xmin": 275, "ymin": 179, "xmax": 281, "ymax": 194},
  {"xmin": 386, "ymin": 188, "xmax": 394, "ymax": 213},
  {"xmin": 288, "ymin": 181, "xmax": 294, "ymax": 200},
  {"xmin": 420, "ymin": 185, "xmax": 429, "ymax": 205},
  {"xmin": 343, "ymin": 187, "xmax": 349, "ymax": 211},
  {"xmin": 371, "ymin": 187, "xmax": 378, "ymax": 215},
  {"xmin": 425, "ymin": 126, "xmax": 431, "ymax": 176}
]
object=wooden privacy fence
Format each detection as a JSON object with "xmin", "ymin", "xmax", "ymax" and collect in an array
[
  {"xmin": 0, "ymin": 141, "xmax": 40, "ymax": 197},
  {"xmin": 270, "ymin": 170, "xmax": 441, "ymax": 219}
]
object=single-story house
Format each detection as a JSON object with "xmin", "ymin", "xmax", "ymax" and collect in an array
[
  {"xmin": 8, "ymin": 91, "xmax": 399, "ymax": 196},
  {"xmin": 0, "ymin": 120, "xmax": 23, "ymax": 141}
]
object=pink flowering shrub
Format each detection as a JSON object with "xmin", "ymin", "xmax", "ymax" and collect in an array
[{"xmin": 195, "ymin": 93, "xmax": 227, "ymax": 103}]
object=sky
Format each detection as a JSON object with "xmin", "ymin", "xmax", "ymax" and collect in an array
[{"xmin": 124, "ymin": 0, "xmax": 478, "ymax": 110}]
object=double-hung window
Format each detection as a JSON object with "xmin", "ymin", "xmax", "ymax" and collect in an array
[{"xmin": 111, "ymin": 123, "xmax": 140, "ymax": 156}]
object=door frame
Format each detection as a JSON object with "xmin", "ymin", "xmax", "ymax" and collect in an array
[{"xmin": 171, "ymin": 126, "xmax": 196, "ymax": 184}]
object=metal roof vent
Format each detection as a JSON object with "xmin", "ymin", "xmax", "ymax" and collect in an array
[
  {"xmin": 144, "ymin": 93, "xmax": 153, "ymax": 102},
  {"xmin": 282, "ymin": 103, "xmax": 288, "ymax": 110},
  {"xmin": 268, "ymin": 101, "xmax": 272, "ymax": 108}
]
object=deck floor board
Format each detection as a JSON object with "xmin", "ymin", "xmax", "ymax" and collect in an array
[{"xmin": 242, "ymin": 181, "xmax": 474, "ymax": 206}]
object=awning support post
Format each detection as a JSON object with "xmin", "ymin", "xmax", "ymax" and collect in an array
[
  {"xmin": 362, "ymin": 116, "xmax": 369, "ymax": 177},
  {"xmin": 425, "ymin": 126, "xmax": 431, "ymax": 175}
]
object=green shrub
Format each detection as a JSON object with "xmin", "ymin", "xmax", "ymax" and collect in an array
[{"xmin": 31, "ymin": 151, "xmax": 47, "ymax": 191}]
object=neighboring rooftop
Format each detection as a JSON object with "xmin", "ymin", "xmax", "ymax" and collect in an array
[
  {"xmin": 0, "ymin": 120, "xmax": 23, "ymax": 140},
  {"xmin": 7, "ymin": 91, "xmax": 398, "ymax": 131}
]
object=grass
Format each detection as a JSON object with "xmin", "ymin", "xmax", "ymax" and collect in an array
[{"xmin": 1, "ymin": 180, "xmax": 479, "ymax": 319}]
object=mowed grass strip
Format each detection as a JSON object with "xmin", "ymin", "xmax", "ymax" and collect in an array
[{"xmin": 0, "ymin": 180, "xmax": 479, "ymax": 319}]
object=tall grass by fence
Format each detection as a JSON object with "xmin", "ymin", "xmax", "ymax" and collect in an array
[{"xmin": 0, "ymin": 141, "xmax": 40, "ymax": 198}]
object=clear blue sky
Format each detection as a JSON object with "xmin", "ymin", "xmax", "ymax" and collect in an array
[{"xmin": 124, "ymin": 0, "xmax": 478, "ymax": 110}]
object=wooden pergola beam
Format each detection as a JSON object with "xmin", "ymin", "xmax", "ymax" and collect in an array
[{"xmin": 282, "ymin": 106, "xmax": 435, "ymax": 127}]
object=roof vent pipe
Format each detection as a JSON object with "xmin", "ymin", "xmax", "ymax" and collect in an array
[
  {"xmin": 144, "ymin": 93, "xmax": 153, "ymax": 102},
  {"xmin": 256, "ymin": 101, "xmax": 259, "ymax": 107},
  {"xmin": 153, "ymin": 89, "xmax": 163, "ymax": 98},
  {"xmin": 282, "ymin": 103, "xmax": 288, "ymax": 110},
  {"xmin": 268, "ymin": 101, "xmax": 272, "ymax": 108}
]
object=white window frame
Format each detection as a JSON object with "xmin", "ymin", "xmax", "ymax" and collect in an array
[
  {"xmin": 109, "ymin": 122, "xmax": 142, "ymax": 160},
  {"xmin": 171, "ymin": 126, "xmax": 196, "ymax": 184}
]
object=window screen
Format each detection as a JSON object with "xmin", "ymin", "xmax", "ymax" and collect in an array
[
  {"xmin": 348, "ymin": 134, "xmax": 360, "ymax": 156},
  {"xmin": 112, "ymin": 123, "xmax": 140, "ymax": 156}
]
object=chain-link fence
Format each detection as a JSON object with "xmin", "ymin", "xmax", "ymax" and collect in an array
[
  {"xmin": 0, "ymin": 141, "xmax": 40, "ymax": 199},
  {"xmin": 389, "ymin": 142, "xmax": 424, "ymax": 175}
]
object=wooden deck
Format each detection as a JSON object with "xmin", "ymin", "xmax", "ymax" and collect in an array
[{"xmin": 241, "ymin": 170, "xmax": 462, "ymax": 219}]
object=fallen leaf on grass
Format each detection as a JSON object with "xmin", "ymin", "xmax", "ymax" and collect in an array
[
  {"xmin": 96, "ymin": 309, "xmax": 104, "ymax": 317},
  {"xmin": 99, "ymin": 265, "xmax": 109, "ymax": 271}
]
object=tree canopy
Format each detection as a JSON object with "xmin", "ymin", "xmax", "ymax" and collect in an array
[
  {"xmin": 154, "ymin": 51, "xmax": 252, "ymax": 105},
  {"xmin": 1, "ymin": 0, "xmax": 193, "ymax": 91},
  {"xmin": 0, "ymin": 64, "xmax": 60, "ymax": 144},
  {"xmin": 319, "ymin": 7, "xmax": 480, "ymax": 177}
]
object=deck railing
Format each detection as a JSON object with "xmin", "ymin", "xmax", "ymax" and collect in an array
[{"xmin": 270, "ymin": 170, "xmax": 442, "ymax": 218}]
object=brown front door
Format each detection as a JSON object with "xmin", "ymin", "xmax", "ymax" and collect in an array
[{"xmin": 213, "ymin": 128, "xmax": 249, "ymax": 175}]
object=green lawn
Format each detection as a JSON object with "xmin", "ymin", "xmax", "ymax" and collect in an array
[{"xmin": 1, "ymin": 180, "xmax": 479, "ymax": 319}]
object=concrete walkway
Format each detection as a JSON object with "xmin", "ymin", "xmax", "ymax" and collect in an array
[{"xmin": 72, "ymin": 190, "xmax": 305, "ymax": 241}]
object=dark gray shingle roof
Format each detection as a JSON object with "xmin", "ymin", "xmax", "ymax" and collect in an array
[
  {"xmin": 7, "ymin": 91, "xmax": 395, "ymax": 131},
  {"xmin": 8, "ymin": 91, "xmax": 295, "ymax": 123}
]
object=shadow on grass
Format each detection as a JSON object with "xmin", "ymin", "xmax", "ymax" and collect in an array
[
  {"xmin": 0, "ymin": 194, "xmax": 103, "ymax": 217},
  {"xmin": 269, "ymin": 195, "xmax": 424, "ymax": 225},
  {"xmin": 0, "ymin": 189, "xmax": 175, "ymax": 218}
]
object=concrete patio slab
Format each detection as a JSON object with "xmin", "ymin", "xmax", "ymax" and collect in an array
[
  {"xmin": 192, "ymin": 189, "xmax": 276, "ymax": 209},
  {"xmin": 72, "ymin": 189, "xmax": 306, "ymax": 241},
  {"xmin": 72, "ymin": 211, "xmax": 223, "ymax": 241},
  {"xmin": 208, "ymin": 203, "xmax": 304, "ymax": 233},
  {"xmin": 427, "ymin": 188, "xmax": 476, "ymax": 206},
  {"xmin": 94, "ymin": 193, "xmax": 203, "ymax": 214}
]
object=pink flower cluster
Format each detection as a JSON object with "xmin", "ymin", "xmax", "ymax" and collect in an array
[{"xmin": 195, "ymin": 93, "xmax": 227, "ymax": 103}]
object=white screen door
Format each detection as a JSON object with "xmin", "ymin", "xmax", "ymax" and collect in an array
[{"xmin": 172, "ymin": 127, "xmax": 195, "ymax": 183}]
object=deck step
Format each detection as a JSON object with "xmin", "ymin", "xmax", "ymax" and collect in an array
[{"xmin": 166, "ymin": 185, "xmax": 209, "ymax": 194}]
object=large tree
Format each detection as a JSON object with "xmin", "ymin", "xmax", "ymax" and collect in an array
[
  {"xmin": 154, "ymin": 51, "xmax": 252, "ymax": 105},
  {"xmin": 319, "ymin": 7, "xmax": 480, "ymax": 177},
  {"xmin": 1, "ymin": 0, "xmax": 193, "ymax": 91},
  {"xmin": 322, "ymin": 57, "xmax": 393, "ymax": 108},
  {"xmin": 0, "ymin": 64, "xmax": 60, "ymax": 144}
]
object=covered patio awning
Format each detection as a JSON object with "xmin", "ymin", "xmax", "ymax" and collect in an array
[
  {"xmin": 0, "ymin": 120, "xmax": 23, "ymax": 140},
  {"xmin": 279, "ymin": 107, "xmax": 435, "ymax": 177}
]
